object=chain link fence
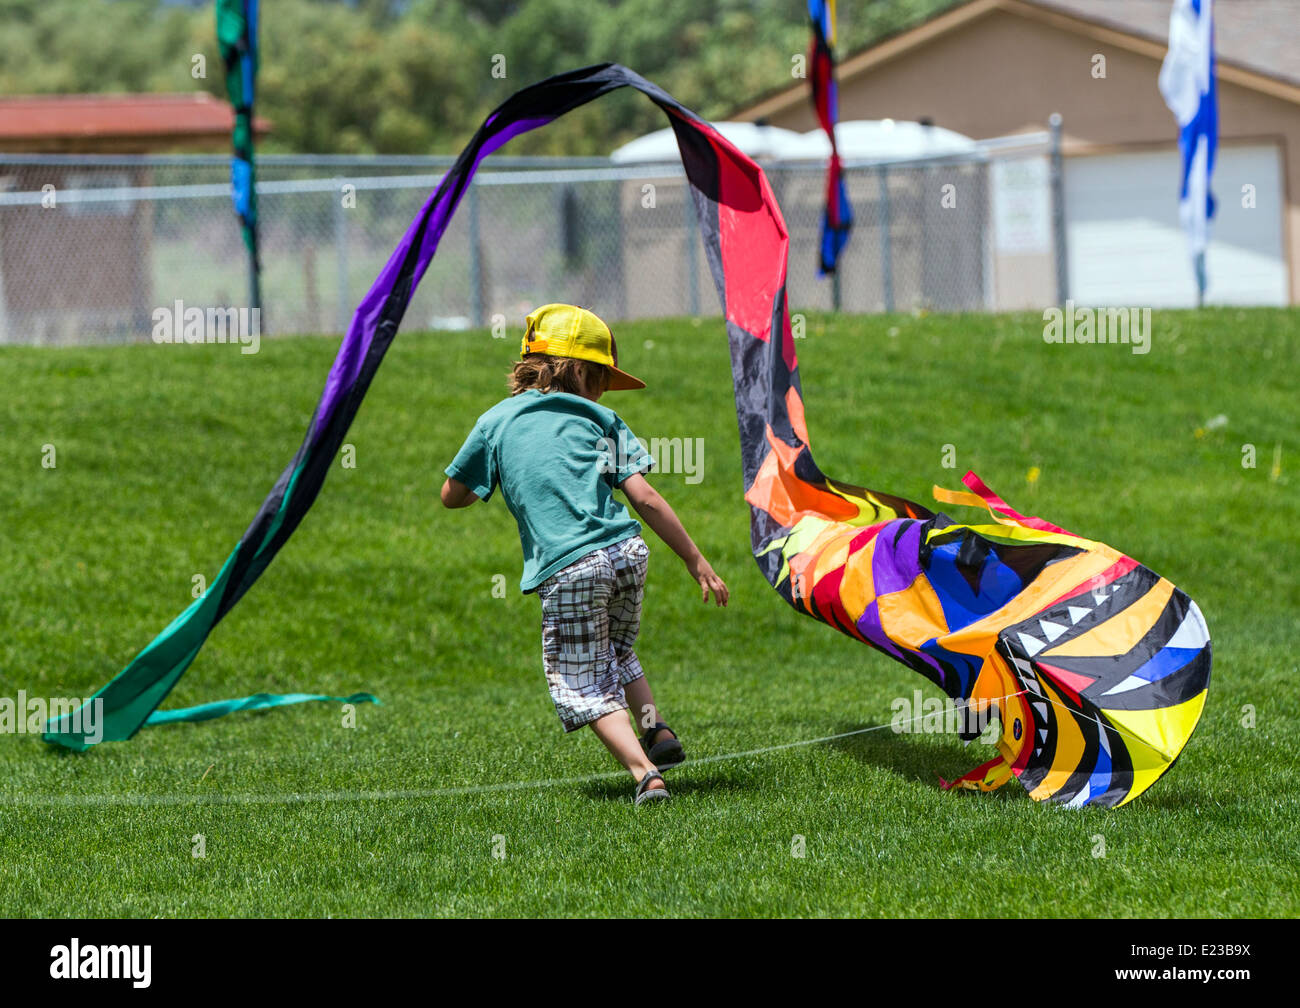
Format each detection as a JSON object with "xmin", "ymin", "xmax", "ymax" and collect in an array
[{"xmin": 0, "ymin": 132, "xmax": 1062, "ymax": 346}]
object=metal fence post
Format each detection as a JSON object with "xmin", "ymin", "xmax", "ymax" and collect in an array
[
  {"xmin": 878, "ymin": 163, "xmax": 894, "ymax": 313},
  {"xmin": 1049, "ymin": 112, "xmax": 1069, "ymax": 305},
  {"xmin": 611, "ymin": 179, "xmax": 628, "ymax": 320},
  {"xmin": 0, "ymin": 246, "xmax": 9, "ymax": 343},
  {"xmin": 469, "ymin": 179, "xmax": 484, "ymax": 328},
  {"xmin": 684, "ymin": 182, "xmax": 700, "ymax": 316},
  {"xmin": 333, "ymin": 177, "xmax": 349, "ymax": 334}
]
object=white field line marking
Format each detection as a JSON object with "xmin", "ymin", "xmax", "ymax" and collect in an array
[{"xmin": 1, "ymin": 697, "xmax": 1018, "ymax": 809}]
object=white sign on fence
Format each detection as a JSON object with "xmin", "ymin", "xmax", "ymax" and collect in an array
[{"xmin": 991, "ymin": 156, "xmax": 1051, "ymax": 254}]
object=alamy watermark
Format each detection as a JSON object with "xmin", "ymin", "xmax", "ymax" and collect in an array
[
  {"xmin": 1042, "ymin": 300, "xmax": 1151, "ymax": 355},
  {"xmin": 891, "ymin": 689, "xmax": 998, "ymax": 740},
  {"xmin": 50, "ymin": 940, "xmax": 150, "ymax": 988},
  {"xmin": 597, "ymin": 429, "xmax": 704, "ymax": 485},
  {"xmin": 151, "ymin": 299, "xmax": 261, "ymax": 354},
  {"xmin": 0, "ymin": 692, "xmax": 103, "ymax": 743}
]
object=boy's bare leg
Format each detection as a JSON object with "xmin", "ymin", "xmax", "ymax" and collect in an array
[
  {"xmin": 623, "ymin": 676, "xmax": 674, "ymax": 745},
  {"xmin": 589, "ymin": 711, "xmax": 665, "ymax": 791}
]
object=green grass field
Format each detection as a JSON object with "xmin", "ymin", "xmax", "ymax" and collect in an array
[{"xmin": 1, "ymin": 309, "xmax": 1296, "ymax": 917}]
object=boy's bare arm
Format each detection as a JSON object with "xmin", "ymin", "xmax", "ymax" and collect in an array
[
  {"xmin": 620, "ymin": 473, "xmax": 728, "ymax": 606},
  {"xmin": 440, "ymin": 476, "xmax": 479, "ymax": 509}
]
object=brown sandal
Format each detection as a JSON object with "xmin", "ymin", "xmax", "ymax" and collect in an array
[
  {"xmin": 640, "ymin": 721, "xmax": 685, "ymax": 770},
  {"xmin": 634, "ymin": 770, "xmax": 671, "ymax": 805}
]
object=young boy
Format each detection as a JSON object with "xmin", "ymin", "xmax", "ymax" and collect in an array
[{"xmin": 440, "ymin": 304, "xmax": 728, "ymax": 805}]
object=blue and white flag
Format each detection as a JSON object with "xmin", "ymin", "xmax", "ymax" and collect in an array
[{"xmin": 1158, "ymin": 0, "xmax": 1217, "ymax": 301}]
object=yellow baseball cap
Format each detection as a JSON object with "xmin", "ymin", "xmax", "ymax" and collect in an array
[{"xmin": 521, "ymin": 303, "xmax": 645, "ymax": 391}]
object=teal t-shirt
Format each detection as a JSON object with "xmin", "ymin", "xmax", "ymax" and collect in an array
[{"xmin": 445, "ymin": 389, "xmax": 656, "ymax": 592}]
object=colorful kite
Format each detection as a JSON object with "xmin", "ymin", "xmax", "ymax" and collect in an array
[
  {"xmin": 808, "ymin": 0, "xmax": 852, "ymax": 274},
  {"xmin": 216, "ymin": 0, "xmax": 261, "ymax": 309},
  {"xmin": 45, "ymin": 65, "xmax": 1210, "ymax": 809}
]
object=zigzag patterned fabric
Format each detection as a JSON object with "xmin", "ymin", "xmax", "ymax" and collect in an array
[{"xmin": 45, "ymin": 65, "xmax": 1211, "ymax": 809}]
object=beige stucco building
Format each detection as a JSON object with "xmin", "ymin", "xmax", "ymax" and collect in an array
[{"xmin": 734, "ymin": 0, "xmax": 1300, "ymax": 306}]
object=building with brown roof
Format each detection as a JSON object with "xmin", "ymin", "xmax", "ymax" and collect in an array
[
  {"xmin": 0, "ymin": 93, "xmax": 268, "ymax": 153},
  {"xmin": 0, "ymin": 94, "xmax": 269, "ymax": 342}
]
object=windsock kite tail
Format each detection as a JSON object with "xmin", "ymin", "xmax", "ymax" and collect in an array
[{"xmin": 45, "ymin": 63, "xmax": 1211, "ymax": 808}]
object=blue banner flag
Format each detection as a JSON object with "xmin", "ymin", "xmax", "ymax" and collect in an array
[{"xmin": 1158, "ymin": 0, "xmax": 1217, "ymax": 303}]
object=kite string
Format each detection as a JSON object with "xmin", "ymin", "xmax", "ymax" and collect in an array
[
  {"xmin": 4, "ymin": 694, "xmax": 1026, "ymax": 809},
  {"xmin": 970, "ymin": 681, "xmax": 1175, "ymax": 759},
  {"xmin": 1014, "ymin": 681, "xmax": 1176, "ymax": 759},
  {"xmin": 17, "ymin": 689, "xmax": 1161, "ymax": 808}
]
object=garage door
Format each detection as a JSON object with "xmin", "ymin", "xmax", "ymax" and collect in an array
[{"xmin": 1064, "ymin": 143, "xmax": 1287, "ymax": 306}]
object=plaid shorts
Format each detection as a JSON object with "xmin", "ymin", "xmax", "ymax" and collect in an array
[{"xmin": 537, "ymin": 535, "xmax": 650, "ymax": 732}]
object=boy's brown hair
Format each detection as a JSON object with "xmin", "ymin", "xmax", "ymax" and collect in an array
[{"xmin": 508, "ymin": 353, "xmax": 611, "ymax": 399}]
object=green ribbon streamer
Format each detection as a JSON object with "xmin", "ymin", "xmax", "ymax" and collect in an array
[{"xmin": 145, "ymin": 692, "xmax": 380, "ymax": 725}]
